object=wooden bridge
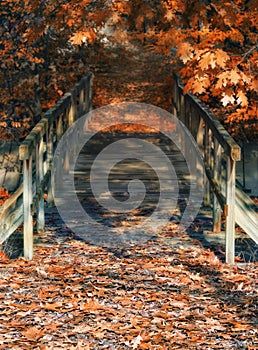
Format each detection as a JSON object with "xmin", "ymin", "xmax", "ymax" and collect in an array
[{"xmin": 0, "ymin": 72, "xmax": 257, "ymax": 264}]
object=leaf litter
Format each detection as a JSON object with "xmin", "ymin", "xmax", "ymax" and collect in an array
[
  {"xmin": 0, "ymin": 205, "xmax": 257, "ymax": 349},
  {"xmin": 0, "ymin": 49, "xmax": 257, "ymax": 349}
]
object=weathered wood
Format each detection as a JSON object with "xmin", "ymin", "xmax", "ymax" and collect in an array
[
  {"xmin": 213, "ymin": 139, "xmax": 222, "ymax": 233},
  {"xmin": 173, "ymin": 74, "xmax": 243, "ymax": 264},
  {"xmin": 31, "ymin": 170, "xmax": 51, "ymax": 215},
  {"xmin": 203, "ymin": 124, "xmax": 211, "ymax": 206},
  {"xmin": 174, "ymin": 74, "xmax": 241, "ymax": 161},
  {"xmin": 23, "ymin": 156, "xmax": 33, "ymax": 260},
  {"xmin": 235, "ymin": 187, "xmax": 258, "ymax": 244},
  {"xmin": 36, "ymin": 139, "xmax": 45, "ymax": 232},
  {"xmin": 0, "ymin": 72, "xmax": 93, "ymax": 250},
  {"xmin": 0, "ymin": 184, "xmax": 23, "ymax": 242},
  {"xmin": 46, "ymin": 124, "xmax": 54, "ymax": 207},
  {"xmin": 225, "ymin": 157, "xmax": 236, "ymax": 264}
]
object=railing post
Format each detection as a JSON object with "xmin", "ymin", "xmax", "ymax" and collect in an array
[
  {"xmin": 172, "ymin": 81, "xmax": 178, "ymax": 117},
  {"xmin": 88, "ymin": 73, "xmax": 93, "ymax": 112},
  {"xmin": 225, "ymin": 156, "xmax": 236, "ymax": 264},
  {"xmin": 23, "ymin": 155, "xmax": 33, "ymax": 260},
  {"xmin": 213, "ymin": 139, "xmax": 221, "ymax": 233},
  {"xmin": 68, "ymin": 95, "xmax": 75, "ymax": 126},
  {"xmin": 180, "ymin": 94, "xmax": 186, "ymax": 126},
  {"xmin": 47, "ymin": 124, "xmax": 54, "ymax": 207},
  {"xmin": 79, "ymin": 88, "xmax": 85, "ymax": 115},
  {"xmin": 196, "ymin": 116, "xmax": 204, "ymax": 156},
  {"xmin": 204, "ymin": 124, "xmax": 211, "ymax": 206},
  {"xmin": 36, "ymin": 138, "xmax": 45, "ymax": 232},
  {"xmin": 57, "ymin": 115, "xmax": 63, "ymax": 142},
  {"xmin": 84, "ymin": 74, "xmax": 93, "ymax": 132},
  {"xmin": 178, "ymin": 94, "xmax": 186, "ymax": 155},
  {"xmin": 195, "ymin": 113, "xmax": 204, "ymax": 191}
]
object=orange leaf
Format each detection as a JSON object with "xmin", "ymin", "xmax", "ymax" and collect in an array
[
  {"xmin": 221, "ymin": 93, "xmax": 235, "ymax": 106},
  {"xmin": 199, "ymin": 52, "xmax": 216, "ymax": 70},
  {"xmin": 22, "ymin": 326, "xmax": 45, "ymax": 341},
  {"xmin": 177, "ymin": 42, "xmax": 194, "ymax": 64},
  {"xmin": 236, "ymin": 90, "xmax": 248, "ymax": 107},
  {"xmin": 228, "ymin": 69, "xmax": 241, "ymax": 85},
  {"xmin": 215, "ymin": 49, "xmax": 230, "ymax": 68}
]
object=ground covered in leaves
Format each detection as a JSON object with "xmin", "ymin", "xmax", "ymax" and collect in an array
[
  {"xmin": 0, "ymin": 206, "xmax": 257, "ymax": 349},
  {"xmin": 0, "ymin": 48, "xmax": 257, "ymax": 349}
]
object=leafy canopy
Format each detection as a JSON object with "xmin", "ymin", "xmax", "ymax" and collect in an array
[{"xmin": 0, "ymin": 0, "xmax": 257, "ymax": 140}]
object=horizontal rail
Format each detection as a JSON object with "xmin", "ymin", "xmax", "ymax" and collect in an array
[
  {"xmin": 0, "ymin": 184, "xmax": 23, "ymax": 242},
  {"xmin": 174, "ymin": 74, "xmax": 241, "ymax": 161}
]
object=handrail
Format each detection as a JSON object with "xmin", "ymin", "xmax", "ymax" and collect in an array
[
  {"xmin": 173, "ymin": 74, "xmax": 240, "ymax": 264},
  {"xmin": 0, "ymin": 72, "xmax": 93, "ymax": 259},
  {"xmin": 174, "ymin": 75, "xmax": 241, "ymax": 160}
]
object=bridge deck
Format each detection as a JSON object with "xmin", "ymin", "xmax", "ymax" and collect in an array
[
  {"xmin": 72, "ymin": 131, "xmax": 190, "ymax": 244},
  {"xmin": 51, "ymin": 130, "xmax": 255, "ymax": 262}
]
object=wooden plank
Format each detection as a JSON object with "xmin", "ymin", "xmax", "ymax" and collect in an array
[
  {"xmin": 46, "ymin": 125, "xmax": 54, "ymax": 207},
  {"xmin": 213, "ymin": 139, "xmax": 222, "ymax": 233},
  {"xmin": 235, "ymin": 186, "xmax": 258, "ymax": 244},
  {"xmin": 0, "ymin": 184, "xmax": 23, "ymax": 213},
  {"xmin": 0, "ymin": 201, "xmax": 23, "ymax": 243},
  {"xmin": 36, "ymin": 139, "xmax": 45, "ymax": 232},
  {"xmin": 0, "ymin": 184, "xmax": 23, "ymax": 243},
  {"xmin": 203, "ymin": 124, "xmax": 211, "ymax": 206},
  {"xmin": 225, "ymin": 157, "xmax": 236, "ymax": 264},
  {"xmin": 23, "ymin": 156, "xmax": 33, "ymax": 260},
  {"xmin": 19, "ymin": 119, "xmax": 47, "ymax": 160},
  {"xmin": 204, "ymin": 166, "xmax": 225, "ymax": 210}
]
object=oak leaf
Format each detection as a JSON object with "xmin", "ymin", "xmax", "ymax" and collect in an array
[
  {"xmin": 22, "ymin": 326, "xmax": 45, "ymax": 341},
  {"xmin": 199, "ymin": 52, "xmax": 216, "ymax": 70},
  {"xmin": 130, "ymin": 334, "xmax": 143, "ymax": 349},
  {"xmin": 236, "ymin": 90, "xmax": 248, "ymax": 107},
  {"xmin": 215, "ymin": 49, "xmax": 230, "ymax": 68},
  {"xmin": 228, "ymin": 69, "xmax": 241, "ymax": 85},
  {"xmin": 221, "ymin": 93, "xmax": 235, "ymax": 106},
  {"xmin": 177, "ymin": 42, "xmax": 194, "ymax": 64},
  {"xmin": 215, "ymin": 72, "xmax": 229, "ymax": 89}
]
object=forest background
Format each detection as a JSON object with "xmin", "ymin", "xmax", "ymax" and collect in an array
[{"xmin": 0, "ymin": 0, "xmax": 257, "ymax": 141}]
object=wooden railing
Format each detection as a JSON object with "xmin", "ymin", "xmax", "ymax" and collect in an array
[
  {"xmin": 1, "ymin": 72, "xmax": 256, "ymax": 264},
  {"xmin": 0, "ymin": 72, "xmax": 93, "ymax": 259},
  {"xmin": 172, "ymin": 74, "xmax": 258, "ymax": 264}
]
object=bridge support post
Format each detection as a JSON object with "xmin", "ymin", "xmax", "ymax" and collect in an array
[
  {"xmin": 23, "ymin": 155, "xmax": 33, "ymax": 260},
  {"xmin": 36, "ymin": 139, "xmax": 45, "ymax": 233},
  {"xmin": 47, "ymin": 124, "xmax": 54, "ymax": 207},
  {"xmin": 225, "ymin": 157, "xmax": 236, "ymax": 264},
  {"xmin": 172, "ymin": 81, "xmax": 178, "ymax": 118},
  {"xmin": 68, "ymin": 95, "xmax": 75, "ymax": 126},
  {"xmin": 179, "ymin": 95, "xmax": 186, "ymax": 156},
  {"xmin": 204, "ymin": 124, "xmax": 211, "ymax": 206},
  {"xmin": 213, "ymin": 140, "xmax": 222, "ymax": 233}
]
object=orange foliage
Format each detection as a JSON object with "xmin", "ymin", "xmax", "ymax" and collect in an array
[
  {"xmin": 0, "ymin": 188, "xmax": 9, "ymax": 205},
  {"xmin": 0, "ymin": 0, "xmax": 257, "ymax": 140}
]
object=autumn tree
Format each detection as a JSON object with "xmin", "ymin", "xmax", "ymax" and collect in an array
[
  {"xmin": 0, "ymin": 0, "xmax": 257, "ymax": 140},
  {"xmin": 127, "ymin": 0, "xmax": 258, "ymax": 139}
]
